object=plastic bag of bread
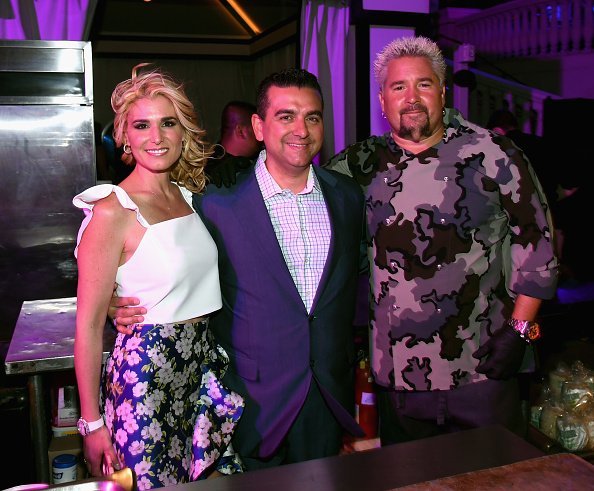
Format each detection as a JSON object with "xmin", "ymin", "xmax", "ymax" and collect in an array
[
  {"xmin": 557, "ymin": 412, "xmax": 589, "ymax": 451},
  {"xmin": 549, "ymin": 363, "xmax": 571, "ymax": 402},
  {"xmin": 539, "ymin": 401, "xmax": 565, "ymax": 440}
]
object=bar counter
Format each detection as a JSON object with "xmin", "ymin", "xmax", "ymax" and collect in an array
[
  {"xmin": 8, "ymin": 299, "xmax": 591, "ymax": 489},
  {"xmin": 166, "ymin": 425, "xmax": 546, "ymax": 491},
  {"xmin": 400, "ymin": 452, "xmax": 594, "ymax": 490}
]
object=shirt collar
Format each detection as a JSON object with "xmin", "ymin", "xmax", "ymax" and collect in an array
[{"xmin": 255, "ymin": 149, "xmax": 319, "ymax": 199}]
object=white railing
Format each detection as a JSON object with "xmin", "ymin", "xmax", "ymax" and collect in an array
[{"xmin": 440, "ymin": 0, "xmax": 594, "ymax": 58}]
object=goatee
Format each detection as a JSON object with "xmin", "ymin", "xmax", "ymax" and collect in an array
[{"xmin": 398, "ymin": 119, "xmax": 431, "ymax": 142}]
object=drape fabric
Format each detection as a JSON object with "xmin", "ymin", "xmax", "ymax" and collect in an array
[
  {"xmin": 300, "ymin": 0, "xmax": 349, "ymax": 164},
  {"xmin": 0, "ymin": 0, "xmax": 92, "ymax": 41}
]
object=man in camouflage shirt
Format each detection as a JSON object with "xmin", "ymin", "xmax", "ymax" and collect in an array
[{"xmin": 324, "ymin": 36, "xmax": 558, "ymax": 444}]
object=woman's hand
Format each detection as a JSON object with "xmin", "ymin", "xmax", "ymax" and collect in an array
[{"xmin": 83, "ymin": 426, "xmax": 121, "ymax": 477}]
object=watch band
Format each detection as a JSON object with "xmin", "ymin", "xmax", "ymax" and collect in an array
[
  {"xmin": 77, "ymin": 416, "xmax": 104, "ymax": 436},
  {"xmin": 507, "ymin": 318, "xmax": 541, "ymax": 343}
]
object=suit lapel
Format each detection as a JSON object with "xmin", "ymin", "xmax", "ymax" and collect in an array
[
  {"xmin": 232, "ymin": 171, "xmax": 304, "ymax": 303},
  {"xmin": 231, "ymin": 167, "xmax": 348, "ymax": 313},
  {"xmin": 311, "ymin": 167, "xmax": 345, "ymax": 311}
]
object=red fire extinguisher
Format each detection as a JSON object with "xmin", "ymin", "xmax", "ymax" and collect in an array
[{"xmin": 355, "ymin": 353, "xmax": 378, "ymax": 439}]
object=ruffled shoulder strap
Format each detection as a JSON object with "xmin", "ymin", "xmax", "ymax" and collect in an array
[
  {"xmin": 72, "ymin": 184, "xmax": 149, "ymax": 257},
  {"xmin": 177, "ymin": 184, "xmax": 195, "ymax": 209}
]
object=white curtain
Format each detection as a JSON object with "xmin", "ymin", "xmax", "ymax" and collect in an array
[
  {"xmin": 0, "ymin": 0, "xmax": 94, "ymax": 40},
  {"xmin": 300, "ymin": 0, "xmax": 349, "ymax": 164}
]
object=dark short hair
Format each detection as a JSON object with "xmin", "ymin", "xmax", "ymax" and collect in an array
[
  {"xmin": 220, "ymin": 100, "xmax": 256, "ymax": 136},
  {"xmin": 256, "ymin": 68, "xmax": 323, "ymax": 119}
]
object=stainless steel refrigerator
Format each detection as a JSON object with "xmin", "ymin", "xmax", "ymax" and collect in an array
[{"xmin": 0, "ymin": 40, "xmax": 95, "ymax": 342}]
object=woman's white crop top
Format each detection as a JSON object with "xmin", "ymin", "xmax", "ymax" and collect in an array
[{"xmin": 73, "ymin": 184, "xmax": 222, "ymax": 324}]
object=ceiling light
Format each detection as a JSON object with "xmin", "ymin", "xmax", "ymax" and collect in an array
[{"xmin": 227, "ymin": 0, "xmax": 261, "ymax": 34}]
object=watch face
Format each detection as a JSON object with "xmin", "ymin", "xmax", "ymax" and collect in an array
[
  {"xmin": 527, "ymin": 323, "xmax": 541, "ymax": 341},
  {"xmin": 77, "ymin": 418, "xmax": 89, "ymax": 436}
]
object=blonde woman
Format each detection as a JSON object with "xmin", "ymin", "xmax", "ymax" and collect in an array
[{"xmin": 73, "ymin": 64, "xmax": 243, "ymax": 488}]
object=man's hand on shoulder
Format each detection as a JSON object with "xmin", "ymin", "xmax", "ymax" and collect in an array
[{"xmin": 108, "ymin": 294, "xmax": 145, "ymax": 335}]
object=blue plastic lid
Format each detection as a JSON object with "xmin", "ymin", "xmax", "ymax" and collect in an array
[{"xmin": 52, "ymin": 454, "xmax": 77, "ymax": 469}]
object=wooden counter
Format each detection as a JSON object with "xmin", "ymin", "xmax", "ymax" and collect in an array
[{"xmin": 400, "ymin": 452, "xmax": 594, "ymax": 490}]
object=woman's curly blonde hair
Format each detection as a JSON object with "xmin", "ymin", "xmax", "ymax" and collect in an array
[{"xmin": 111, "ymin": 63, "xmax": 213, "ymax": 194}]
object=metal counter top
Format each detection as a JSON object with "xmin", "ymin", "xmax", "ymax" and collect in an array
[
  {"xmin": 5, "ymin": 297, "xmax": 116, "ymax": 374},
  {"xmin": 4, "ymin": 296, "xmax": 116, "ymax": 483}
]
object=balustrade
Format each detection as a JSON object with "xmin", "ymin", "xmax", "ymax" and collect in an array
[{"xmin": 441, "ymin": 0, "xmax": 594, "ymax": 58}]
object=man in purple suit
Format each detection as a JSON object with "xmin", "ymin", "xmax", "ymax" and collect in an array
[{"xmin": 110, "ymin": 68, "xmax": 365, "ymax": 470}]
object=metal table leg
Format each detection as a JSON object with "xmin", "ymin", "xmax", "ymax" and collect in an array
[{"xmin": 28, "ymin": 374, "xmax": 49, "ymax": 483}]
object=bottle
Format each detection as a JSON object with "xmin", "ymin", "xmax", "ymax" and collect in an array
[
  {"xmin": 354, "ymin": 354, "xmax": 378, "ymax": 439},
  {"xmin": 52, "ymin": 453, "xmax": 78, "ymax": 484}
]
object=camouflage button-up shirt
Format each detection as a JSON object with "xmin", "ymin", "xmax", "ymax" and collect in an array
[{"xmin": 325, "ymin": 109, "xmax": 558, "ymax": 391}]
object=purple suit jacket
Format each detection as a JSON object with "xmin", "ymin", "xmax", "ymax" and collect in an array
[{"xmin": 194, "ymin": 165, "xmax": 365, "ymax": 458}]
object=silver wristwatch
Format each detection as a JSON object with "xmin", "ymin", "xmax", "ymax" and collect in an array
[{"xmin": 77, "ymin": 416, "xmax": 105, "ymax": 436}]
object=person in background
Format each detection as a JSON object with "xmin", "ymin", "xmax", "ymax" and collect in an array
[
  {"xmin": 73, "ymin": 64, "xmax": 243, "ymax": 488},
  {"xmin": 101, "ymin": 120, "xmax": 132, "ymax": 185},
  {"xmin": 486, "ymin": 108, "xmax": 579, "ymax": 265},
  {"xmin": 324, "ymin": 36, "xmax": 558, "ymax": 445},
  {"xmin": 486, "ymin": 108, "xmax": 577, "ymax": 212},
  {"xmin": 111, "ymin": 68, "xmax": 366, "ymax": 470},
  {"xmin": 218, "ymin": 100, "xmax": 262, "ymax": 159},
  {"xmin": 206, "ymin": 100, "xmax": 262, "ymax": 185},
  {"xmin": 550, "ymin": 176, "xmax": 594, "ymax": 284},
  {"xmin": 94, "ymin": 121, "xmax": 111, "ymax": 182}
]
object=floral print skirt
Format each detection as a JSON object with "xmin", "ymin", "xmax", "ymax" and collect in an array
[{"xmin": 101, "ymin": 319, "xmax": 244, "ymax": 489}]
